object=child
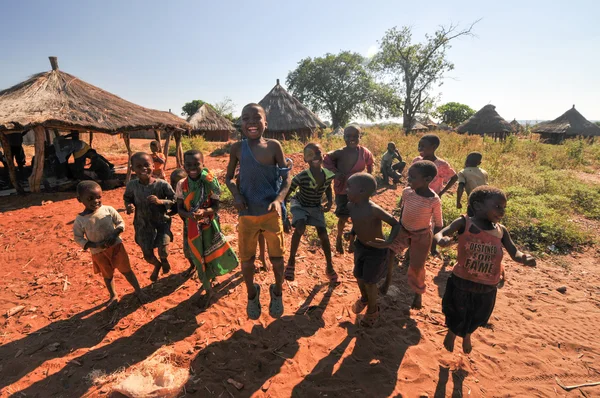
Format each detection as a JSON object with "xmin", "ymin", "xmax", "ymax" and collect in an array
[
  {"xmin": 284, "ymin": 143, "xmax": 338, "ymax": 283},
  {"xmin": 435, "ymin": 186, "xmax": 535, "ymax": 353},
  {"xmin": 169, "ymin": 168, "xmax": 196, "ymax": 276},
  {"xmin": 375, "ymin": 161, "xmax": 443, "ymax": 308},
  {"xmin": 176, "ymin": 150, "xmax": 239, "ymax": 307},
  {"xmin": 73, "ymin": 181, "xmax": 147, "ymax": 306},
  {"xmin": 124, "ymin": 152, "xmax": 176, "ymax": 282},
  {"xmin": 150, "ymin": 140, "xmax": 166, "ymax": 180},
  {"xmin": 323, "ymin": 125, "xmax": 374, "ymax": 254},
  {"xmin": 380, "ymin": 142, "xmax": 406, "ymax": 185},
  {"xmin": 412, "ymin": 134, "xmax": 457, "ymax": 197},
  {"xmin": 456, "ymin": 152, "xmax": 488, "ymax": 214},
  {"xmin": 225, "ymin": 103, "xmax": 291, "ymax": 319},
  {"xmin": 345, "ymin": 173, "xmax": 399, "ymax": 327}
]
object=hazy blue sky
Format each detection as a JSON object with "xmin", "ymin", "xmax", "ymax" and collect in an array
[{"xmin": 1, "ymin": 0, "xmax": 598, "ymax": 121}]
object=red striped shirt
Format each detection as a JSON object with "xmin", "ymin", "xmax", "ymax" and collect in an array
[{"xmin": 400, "ymin": 188, "xmax": 443, "ymax": 231}]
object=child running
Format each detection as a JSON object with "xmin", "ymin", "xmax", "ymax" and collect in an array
[
  {"xmin": 124, "ymin": 152, "xmax": 176, "ymax": 282},
  {"xmin": 346, "ymin": 173, "xmax": 399, "ymax": 327},
  {"xmin": 456, "ymin": 152, "xmax": 489, "ymax": 214},
  {"xmin": 435, "ymin": 186, "xmax": 535, "ymax": 353},
  {"xmin": 284, "ymin": 143, "xmax": 338, "ymax": 283},
  {"xmin": 323, "ymin": 125, "xmax": 374, "ymax": 254},
  {"xmin": 226, "ymin": 103, "xmax": 291, "ymax": 319},
  {"xmin": 73, "ymin": 181, "xmax": 147, "ymax": 307},
  {"xmin": 380, "ymin": 142, "xmax": 406, "ymax": 185},
  {"xmin": 150, "ymin": 140, "xmax": 166, "ymax": 180},
  {"xmin": 169, "ymin": 168, "xmax": 196, "ymax": 276},
  {"xmin": 176, "ymin": 150, "xmax": 239, "ymax": 307}
]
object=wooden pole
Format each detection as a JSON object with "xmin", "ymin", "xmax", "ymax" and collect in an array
[
  {"xmin": 162, "ymin": 130, "xmax": 171, "ymax": 171},
  {"xmin": 28, "ymin": 126, "xmax": 46, "ymax": 193},
  {"xmin": 154, "ymin": 130, "xmax": 161, "ymax": 147},
  {"xmin": 89, "ymin": 131, "xmax": 94, "ymax": 148},
  {"xmin": 0, "ymin": 132, "xmax": 24, "ymax": 194},
  {"xmin": 174, "ymin": 131, "xmax": 183, "ymax": 168},
  {"xmin": 123, "ymin": 132, "xmax": 132, "ymax": 184}
]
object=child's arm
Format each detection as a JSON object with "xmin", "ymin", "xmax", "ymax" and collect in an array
[
  {"xmin": 434, "ymin": 216, "xmax": 465, "ymax": 247},
  {"xmin": 456, "ymin": 183, "xmax": 465, "ymax": 209},
  {"xmin": 500, "ymin": 226, "xmax": 536, "ymax": 266},
  {"xmin": 323, "ymin": 151, "xmax": 338, "ymax": 173},
  {"xmin": 268, "ymin": 141, "xmax": 291, "ymax": 216},
  {"xmin": 152, "ymin": 153, "xmax": 166, "ymax": 165},
  {"xmin": 323, "ymin": 184, "xmax": 333, "ymax": 212},
  {"xmin": 73, "ymin": 219, "xmax": 103, "ymax": 250},
  {"xmin": 367, "ymin": 206, "xmax": 400, "ymax": 248},
  {"xmin": 105, "ymin": 208, "xmax": 125, "ymax": 246},
  {"xmin": 366, "ymin": 150, "xmax": 374, "ymax": 174},
  {"xmin": 123, "ymin": 183, "xmax": 135, "ymax": 214},
  {"xmin": 284, "ymin": 176, "xmax": 299, "ymax": 203},
  {"xmin": 439, "ymin": 174, "xmax": 458, "ymax": 197},
  {"xmin": 225, "ymin": 142, "xmax": 247, "ymax": 212},
  {"xmin": 177, "ymin": 198, "xmax": 194, "ymax": 220}
]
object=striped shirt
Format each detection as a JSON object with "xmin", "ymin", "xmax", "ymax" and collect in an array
[
  {"xmin": 289, "ymin": 168, "xmax": 335, "ymax": 207},
  {"xmin": 400, "ymin": 188, "xmax": 443, "ymax": 231},
  {"xmin": 412, "ymin": 156, "xmax": 456, "ymax": 194}
]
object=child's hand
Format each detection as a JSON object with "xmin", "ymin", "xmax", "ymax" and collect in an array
[
  {"xmin": 147, "ymin": 195, "xmax": 162, "ymax": 205},
  {"xmin": 233, "ymin": 195, "xmax": 247, "ymax": 212},
  {"xmin": 456, "ymin": 202, "xmax": 463, "ymax": 209},
  {"xmin": 343, "ymin": 231, "xmax": 354, "ymax": 242},
  {"xmin": 126, "ymin": 204, "xmax": 135, "ymax": 214},
  {"xmin": 367, "ymin": 238, "xmax": 390, "ymax": 249},
  {"xmin": 322, "ymin": 201, "xmax": 332, "ymax": 212},
  {"xmin": 437, "ymin": 236, "xmax": 454, "ymax": 247},
  {"xmin": 193, "ymin": 209, "xmax": 206, "ymax": 221},
  {"xmin": 268, "ymin": 200, "xmax": 282, "ymax": 217},
  {"xmin": 521, "ymin": 253, "xmax": 536, "ymax": 267}
]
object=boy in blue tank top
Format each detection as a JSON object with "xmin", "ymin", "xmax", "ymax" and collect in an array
[{"xmin": 226, "ymin": 103, "xmax": 291, "ymax": 320}]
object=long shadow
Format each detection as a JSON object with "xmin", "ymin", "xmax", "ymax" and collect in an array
[
  {"xmin": 0, "ymin": 271, "xmax": 190, "ymax": 391},
  {"xmin": 434, "ymin": 366, "xmax": 468, "ymax": 398},
  {"xmin": 10, "ymin": 271, "xmax": 244, "ymax": 397},
  {"xmin": 188, "ymin": 282, "xmax": 336, "ymax": 397},
  {"xmin": 433, "ymin": 260, "xmax": 452, "ymax": 299}
]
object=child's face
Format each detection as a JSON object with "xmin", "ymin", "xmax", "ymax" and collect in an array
[
  {"xmin": 241, "ymin": 106, "xmax": 267, "ymax": 139},
  {"xmin": 475, "ymin": 196, "xmax": 506, "ymax": 224},
  {"xmin": 184, "ymin": 154, "xmax": 203, "ymax": 179},
  {"xmin": 78, "ymin": 187, "xmax": 102, "ymax": 212},
  {"xmin": 407, "ymin": 167, "xmax": 431, "ymax": 190},
  {"xmin": 150, "ymin": 142, "xmax": 159, "ymax": 153},
  {"xmin": 304, "ymin": 145, "xmax": 323, "ymax": 169},
  {"xmin": 343, "ymin": 128, "xmax": 360, "ymax": 149},
  {"xmin": 171, "ymin": 174, "xmax": 186, "ymax": 189},
  {"xmin": 132, "ymin": 155, "xmax": 153, "ymax": 181},
  {"xmin": 418, "ymin": 139, "xmax": 436, "ymax": 158},
  {"xmin": 387, "ymin": 143, "xmax": 396, "ymax": 153}
]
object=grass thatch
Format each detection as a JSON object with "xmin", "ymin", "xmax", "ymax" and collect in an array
[
  {"xmin": 457, "ymin": 104, "xmax": 512, "ymax": 135},
  {"xmin": 510, "ymin": 119, "xmax": 522, "ymax": 133},
  {"xmin": 419, "ymin": 116, "xmax": 438, "ymax": 128},
  {"xmin": 532, "ymin": 106, "xmax": 600, "ymax": 137},
  {"xmin": 410, "ymin": 121, "xmax": 429, "ymax": 132},
  {"xmin": 188, "ymin": 104, "xmax": 234, "ymax": 133},
  {"xmin": 0, "ymin": 58, "xmax": 189, "ymax": 135}
]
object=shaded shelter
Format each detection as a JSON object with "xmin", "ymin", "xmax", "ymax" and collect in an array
[
  {"xmin": 188, "ymin": 104, "xmax": 235, "ymax": 142},
  {"xmin": 258, "ymin": 79, "xmax": 325, "ymax": 141},
  {"xmin": 532, "ymin": 105, "xmax": 600, "ymax": 144},
  {"xmin": 0, "ymin": 57, "xmax": 189, "ymax": 193},
  {"xmin": 457, "ymin": 104, "xmax": 512, "ymax": 141}
]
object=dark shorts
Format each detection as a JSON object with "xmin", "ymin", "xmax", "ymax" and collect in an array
[
  {"xmin": 290, "ymin": 199, "xmax": 326, "ymax": 228},
  {"xmin": 442, "ymin": 275, "xmax": 497, "ymax": 337},
  {"xmin": 353, "ymin": 240, "xmax": 389, "ymax": 284},
  {"xmin": 335, "ymin": 194, "xmax": 350, "ymax": 217},
  {"xmin": 134, "ymin": 219, "xmax": 173, "ymax": 256}
]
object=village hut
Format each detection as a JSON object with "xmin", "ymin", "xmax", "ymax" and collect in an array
[
  {"xmin": 331, "ymin": 126, "xmax": 345, "ymax": 137},
  {"xmin": 510, "ymin": 119, "xmax": 523, "ymax": 134},
  {"xmin": 0, "ymin": 57, "xmax": 190, "ymax": 193},
  {"xmin": 258, "ymin": 79, "xmax": 325, "ymax": 141},
  {"xmin": 409, "ymin": 121, "xmax": 429, "ymax": 133},
  {"xmin": 420, "ymin": 116, "xmax": 438, "ymax": 130},
  {"xmin": 188, "ymin": 104, "xmax": 235, "ymax": 142},
  {"xmin": 457, "ymin": 104, "xmax": 512, "ymax": 141},
  {"xmin": 532, "ymin": 105, "xmax": 600, "ymax": 144}
]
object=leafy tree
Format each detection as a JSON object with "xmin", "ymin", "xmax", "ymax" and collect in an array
[
  {"xmin": 181, "ymin": 100, "xmax": 207, "ymax": 118},
  {"xmin": 595, "ymin": 121, "xmax": 600, "ymax": 127},
  {"xmin": 181, "ymin": 98, "xmax": 236, "ymax": 122},
  {"xmin": 373, "ymin": 22, "xmax": 478, "ymax": 133},
  {"xmin": 435, "ymin": 102, "xmax": 476, "ymax": 127},
  {"xmin": 287, "ymin": 51, "xmax": 401, "ymax": 129}
]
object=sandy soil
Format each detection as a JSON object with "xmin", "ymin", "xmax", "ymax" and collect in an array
[{"xmin": 1, "ymin": 144, "xmax": 599, "ymax": 397}]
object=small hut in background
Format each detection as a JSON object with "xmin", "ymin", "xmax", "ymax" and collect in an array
[
  {"xmin": 0, "ymin": 57, "xmax": 189, "ymax": 193},
  {"xmin": 409, "ymin": 121, "xmax": 429, "ymax": 133},
  {"xmin": 331, "ymin": 126, "xmax": 345, "ymax": 137},
  {"xmin": 258, "ymin": 79, "xmax": 325, "ymax": 141},
  {"xmin": 420, "ymin": 116, "xmax": 438, "ymax": 130},
  {"xmin": 510, "ymin": 119, "xmax": 523, "ymax": 134},
  {"xmin": 532, "ymin": 105, "xmax": 600, "ymax": 144},
  {"xmin": 188, "ymin": 104, "xmax": 235, "ymax": 142},
  {"xmin": 457, "ymin": 104, "xmax": 513, "ymax": 141}
]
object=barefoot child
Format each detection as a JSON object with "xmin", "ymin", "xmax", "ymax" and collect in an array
[
  {"xmin": 346, "ymin": 173, "xmax": 399, "ymax": 327},
  {"xmin": 435, "ymin": 186, "xmax": 535, "ymax": 353},
  {"xmin": 456, "ymin": 152, "xmax": 488, "ymax": 214},
  {"xmin": 150, "ymin": 140, "xmax": 166, "ymax": 180},
  {"xmin": 323, "ymin": 125, "xmax": 374, "ymax": 254},
  {"xmin": 73, "ymin": 181, "xmax": 147, "ymax": 306},
  {"xmin": 284, "ymin": 143, "xmax": 338, "ymax": 283},
  {"xmin": 177, "ymin": 150, "xmax": 239, "ymax": 307},
  {"xmin": 124, "ymin": 152, "xmax": 176, "ymax": 282},
  {"xmin": 169, "ymin": 168, "xmax": 196, "ymax": 276},
  {"xmin": 380, "ymin": 142, "xmax": 406, "ymax": 185},
  {"xmin": 226, "ymin": 103, "xmax": 291, "ymax": 319}
]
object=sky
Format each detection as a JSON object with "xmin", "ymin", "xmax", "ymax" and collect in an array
[{"xmin": 1, "ymin": 0, "xmax": 599, "ymax": 122}]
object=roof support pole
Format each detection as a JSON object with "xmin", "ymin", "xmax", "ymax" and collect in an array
[
  {"xmin": 123, "ymin": 132, "xmax": 132, "ymax": 184},
  {"xmin": 154, "ymin": 130, "xmax": 161, "ymax": 147},
  {"xmin": 28, "ymin": 126, "xmax": 45, "ymax": 193},
  {"xmin": 89, "ymin": 131, "xmax": 93, "ymax": 148},
  {"xmin": 0, "ymin": 132, "xmax": 24, "ymax": 194},
  {"xmin": 174, "ymin": 131, "xmax": 183, "ymax": 169},
  {"xmin": 162, "ymin": 130, "xmax": 171, "ymax": 172}
]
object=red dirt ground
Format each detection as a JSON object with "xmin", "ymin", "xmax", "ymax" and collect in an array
[{"xmin": 1, "ymin": 143, "xmax": 599, "ymax": 397}]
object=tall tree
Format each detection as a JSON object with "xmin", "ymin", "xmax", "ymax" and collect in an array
[
  {"xmin": 287, "ymin": 51, "xmax": 400, "ymax": 129},
  {"xmin": 435, "ymin": 102, "xmax": 476, "ymax": 127},
  {"xmin": 373, "ymin": 22, "xmax": 478, "ymax": 133},
  {"xmin": 212, "ymin": 97, "xmax": 236, "ymax": 122}
]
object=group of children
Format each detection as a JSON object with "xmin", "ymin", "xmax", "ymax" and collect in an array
[{"xmin": 73, "ymin": 102, "xmax": 535, "ymax": 354}]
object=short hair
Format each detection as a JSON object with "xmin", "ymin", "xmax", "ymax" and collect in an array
[
  {"xmin": 150, "ymin": 140, "xmax": 160, "ymax": 148},
  {"xmin": 387, "ymin": 142, "xmax": 396, "ymax": 148},
  {"xmin": 184, "ymin": 149, "xmax": 204, "ymax": 161},
  {"xmin": 344, "ymin": 124, "xmax": 361, "ymax": 135},
  {"xmin": 131, "ymin": 151, "xmax": 151, "ymax": 164},
  {"xmin": 469, "ymin": 185, "xmax": 506, "ymax": 208},
  {"xmin": 410, "ymin": 160, "xmax": 438, "ymax": 179},
  {"xmin": 77, "ymin": 180, "xmax": 100, "ymax": 196},
  {"xmin": 420, "ymin": 134, "xmax": 440, "ymax": 148},
  {"xmin": 466, "ymin": 151, "xmax": 483, "ymax": 165},
  {"xmin": 242, "ymin": 103, "xmax": 266, "ymax": 117},
  {"xmin": 349, "ymin": 172, "xmax": 377, "ymax": 196},
  {"xmin": 170, "ymin": 168, "xmax": 187, "ymax": 186}
]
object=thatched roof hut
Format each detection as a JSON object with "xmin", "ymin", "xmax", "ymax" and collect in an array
[
  {"xmin": 410, "ymin": 121, "xmax": 429, "ymax": 133},
  {"xmin": 532, "ymin": 105, "xmax": 600, "ymax": 144},
  {"xmin": 188, "ymin": 104, "xmax": 235, "ymax": 142},
  {"xmin": 457, "ymin": 104, "xmax": 512, "ymax": 141},
  {"xmin": 510, "ymin": 119, "xmax": 522, "ymax": 133},
  {"xmin": 420, "ymin": 116, "xmax": 438, "ymax": 130},
  {"xmin": 258, "ymin": 79, "xmax": 325, "ymax": 141},
  {"xmin": 0, "ymin": 57, "xmax": 189, "ymax": 192}
]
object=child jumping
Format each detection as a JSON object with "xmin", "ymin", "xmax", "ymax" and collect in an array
[
  {"xmin": 323, "ymin": 125, "xmax": 374, "ymax": 254},
  {"xmin": 150, "ymin": 140, "xmax": 166, "ymax": 180},
  {"xmin": 226, "ymin": 103, "xmax": 291, "ymax": 319},
  {"xmin": 456, "ymin": 152, "xmax": 489, "ymax": 214},
  {"xmin": 435, "ymin": 186, "xmax": 535, "ymax": 353},
  {"xmin": 124, "ymin": 152, "xmax": 176, "ymax": 282},
  {"xmin": 380, "ymin": 142, "xmax": 406, "ymax": 185},
  {"xmin": 284, "ymin": 143, "xmax": 337, "ymax": 283},
  {"xmin": 176, "ymin": 150, "xmax": 239, "ymax": 307},
  {"xmin": 73, "ymin": 181, "xmax": 147, "ymax": 306},
  {"xmin": 169, "ymin": 168, "xmax": 196, "ymax": 276}
]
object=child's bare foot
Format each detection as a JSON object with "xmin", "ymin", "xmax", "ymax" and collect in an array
[
  {"xmin": 462, "ymin": 334, "xmax": 473, "ymax": 354},
  {"xmin": 150, "ymin": 265, "xmax": 161, "ymax": 282},
  {"xmin": 136, "ymin": 291, "xmax": 150, "ymax": 304},
  {"xmin": 379, "ymin": 282, "xmax": 390, "ymax": 295},
  {"xmin": 161, "ymin": 258, "xmax": 171, "ymax": 274},
  {"xmin": 196, "ymin": 289, "xmax": 214, "ymax": 310},
  {"xmin": 443, "ymin": 330, "xmax": 456, "ymax": 352},
  {"xmin": 284, "ymin": 260, "xmax": 295, "ymax": 281},
  {"xmin": 106, "ymin": 296, "xmax": 119, "ymax": 309},
  {"xmin": 336, "ymin": 237, "xmax": 344, "ymax": 254},
  {"xmin": 411, "ymin": 293, "xmax": 422, "ymax": 309},
  {"xmin": 326, "ymin": 268, "xmax": 338, "ymax": 284}
]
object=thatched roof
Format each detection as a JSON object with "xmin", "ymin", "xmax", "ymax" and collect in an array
[
  {"xmin": 188, "ymin": 104, "xmax": 234, "ymax": 132},
  {"xmin": 457, "ymin": 104, "xmax": 512, "ymax": 135},
  {"xmin": 410, "ymin": 121, "xmax": 428, "ymax": 131},
  {"xmin": 510, "ymin": 119, "xmax": 522, "ymax": 132},
  {"xmin": 420, "ymin": 116, "xmax": 437, "ymax": 128},
  {"xmin": 0, "ymin": 57, "xmax": 189, "ymax": 135},
  {"xmin": 532, "ymin": 106, "xmax": 600, "ymax": 137},
  {"xmin": 259, "ymin": 79, "xmax": 325, "ymax": 132}
]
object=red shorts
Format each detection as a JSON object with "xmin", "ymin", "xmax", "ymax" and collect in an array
[{"xmin": 91, "ymin": 242, "xmax": 132, "ymax": 279}]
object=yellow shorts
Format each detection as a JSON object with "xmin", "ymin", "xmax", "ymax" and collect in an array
[{"xmin": 238, "ymin": 212, "xmax": 285, "ymax": 262}]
